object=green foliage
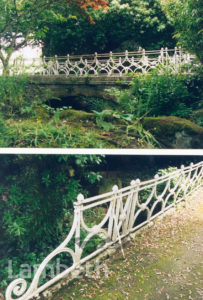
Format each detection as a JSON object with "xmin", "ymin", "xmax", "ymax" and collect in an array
[
  {"xmin": 0, "ymin": 0, "xmax": 93, "ymax": 74},
  {"xmin": 92, "ymin": 109, "xmax": 159, "ymax": 147},
  {"xmin": 126, "ymin": 123, "xmax": 160, "ymax": 148},
  {"xmin": 108, "ymin": 67, "xmax": 203, "ymax": 123},
  {"xmin": 42, "ymin": 0, "xmax": 175, "ymax": 56},
  {"xmin": 81, "ymin": 96, "xmax": 109, "ymax": 112},
  {"xmin": 132, "ymin": 70, "xmax": 193, "ymax": 117},
  {"xmin": 0, "ymin": 155, "xmax": 104, "ymax": 289},
  {"xmin": 137, "ymin": 166, "xmax": 179, "ymax": 213},
  {"xmin": 0, "ymin": 76, "xmax": 51, "ymax": 118},
  {"xmin": 157, "ymin": 166, "xmax": 184, "ymax": 204},
  {"xmin": 162, "ymin": 0, "xmax": 203, "ymax": 63},
  {"xmin": 4, "ymin": 118, "xmax": 102, "ymax": 148},
  {"xmin": 0, "ymin": 113, "xmax": 12, "ymax": 147},
  {"xmin": 93, "ymin": 110, "xmax": 115, "ymax": 131},
  {"xmin": 157, "ymin": 166, "xmax": 178, "ymax": 177},
  {"xmin": 0, "ymin": 0, "xmax": 53, "ymax": 73},
  {"xmin": 106, "ymin": 87, "xmax": 137, "ymax": 116}
]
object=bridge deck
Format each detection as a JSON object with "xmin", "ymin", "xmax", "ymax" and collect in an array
[{"xmin": 29, "ymin": 75, "xmax": 133, "ymax": 85}]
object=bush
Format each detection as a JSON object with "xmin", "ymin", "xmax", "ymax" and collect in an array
[
  {"xmin": 109, "ymin": 67, "xmax": 203, "ymax": 122},
  {"xmin": 0, "ymin": 113, "xmax": 13, "ymax": 147},
  {"xmin": 133, "ymin": 69, "xmax": 202, "ymax": 117},
  {"xmin": 0, "ymin": 75, "xmax": 51, "ymax": 118},
  {"xmin": 0, "ymin": 155, "xmax": 104, "ymax": 290},
  {"xmin": 82, "ymin": 97, "xmax": 107, "ymax": 112}
]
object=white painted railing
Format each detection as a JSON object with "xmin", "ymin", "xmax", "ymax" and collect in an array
[
  {"xmin": 6, "ymin": 161, "xmax": 203, "ymax": 300},
  {"xmin": 9, "ymin": 47, "xmax": 194, "ymax": 76}
]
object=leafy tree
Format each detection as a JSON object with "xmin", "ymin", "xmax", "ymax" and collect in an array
[
  {"xmin": 42, "ymin": 0, "xmax": 175, "ymax": 56},
  {"xmin": 0, "ymin": 0, "xmax": 108, "ymax": 75},
  {"xmin": 161, "ymin": 0, "xmax": 203, "ymax": 62}
]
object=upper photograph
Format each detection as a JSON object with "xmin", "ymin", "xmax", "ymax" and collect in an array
[{"xmin": 0, "ymin": 0, "xmax": 202, "ymax": 149}]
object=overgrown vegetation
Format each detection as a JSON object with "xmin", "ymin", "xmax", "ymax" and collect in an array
[
  {"xmin": 42, "ymin": 0, "xmax": 175, "ymax": 56},
  {"xmin": 161, "ymin": 0, "xmax": 203, "ymax": 63},
  {"xmin": 106, "ymin": 66, "xmax": 203, "ymax": 125},
  {"xmin": 0, "ymin": 155, "xmax": 104, "ymax": 291},
  {"xmin": 0, "ymin": 0, "xmax": 202, "ymax": 148},
  {"xmin": 0, "ymin": 0, "xmax": 203, "ymax": 297},
  {"xmin": 0, "ymin": 156, "xmax": 201, "ymax": 293},
  {"xmin": 0, "ymin": 65, "xmax": 202, "ymax": 148},
  {"xmin": 0, "ymin": 75, "xmax": 160, "ymax": 148},
  {"xmin": 82, "ymin": 65, "xmax": 203, "ymax": 148},
  {"xmin": 0, "ymin": 75, "xmax": 51, "ymax": 118}
]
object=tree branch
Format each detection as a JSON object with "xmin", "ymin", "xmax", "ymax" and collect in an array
[{"xmin": 0, "ymin": 49, "xmax": 5, "ymax": 64}]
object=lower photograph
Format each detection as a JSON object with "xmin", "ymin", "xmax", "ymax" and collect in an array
[{"xmin": 0, "ymin": 154, "xmax": 203, "ymax": 300}]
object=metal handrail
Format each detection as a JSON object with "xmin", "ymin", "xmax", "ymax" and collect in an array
[{"xmin": 5, "ymin": 161, "xmax": 203, "ymax": 300}]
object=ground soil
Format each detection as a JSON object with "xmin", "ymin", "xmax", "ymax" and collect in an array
[{"xmin": 52, "ymin": 187, "xmax": 203, "ymax": 300}]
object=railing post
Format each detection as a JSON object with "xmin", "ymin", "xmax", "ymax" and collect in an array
[
  {"xmin": 154, "ymin": 174, "xmax": 162, "ymax": 213},
  {"xmin": 108, "ymin": 185, "xmax": 118, "ymax": 242},
  {"xmin": 189, "ymin": 162, "xmax": 194, "ymax": 187},
  {"xmin": 112, "ymin": 186, "xmax": 122, "ymax": 241},
  {"xmin": 42, "ymin": 55, "xmax": 46, "ymax": 75},
  {"xmin": 180, "ymin": 164, "xmax": 186, "ymax": 199},
  {"xmin": 141, "ymin": 48, "xmax": 148, "ymax": 72},
  {"xmin": 74, "ymin": 193, "xmax": 83, "ymax": 264},
  {"xmin": 178, "ymin": 46, "xmax": 183, "ymax": 61},
  {"xmin": 4, "ymin": 161, "xmax": 202, "ymax": 300},
  {"xmin": 180, "ymin": 164, "xmax": 190, "ymax": 208},
  {"xmin": 129, "ymin": 179, "xmax": 140, "ymax": 230},
  {"xmin": 165, "ymin": 47, "xmax": 169, "ymax": 67},
  {"xmin": 16, "ymin": 47, "xmax": 196, "ymax": 77},
  {"xmin": 174, "ymin": 46, "xmax": 178, "ymax": 71},
  {"xmin": 160, "ymin": 47, "xmax": 164, "ymax": 64},
  {"xmin": 142, "ymin": 48, "xmax": 146, "ymax": 60}
]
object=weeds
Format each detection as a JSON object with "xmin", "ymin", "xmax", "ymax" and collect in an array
[{"xmin": 6, "ymin": 119, "xmax": 100, "ymax": 148}]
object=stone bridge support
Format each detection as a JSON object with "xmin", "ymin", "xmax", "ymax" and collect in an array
[{"xmin": 28, "ymin": 75, "xmax": 132, "ymax": 99}]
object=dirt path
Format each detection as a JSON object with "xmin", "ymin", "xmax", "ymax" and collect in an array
[{"xmin": 53, "ymin": 187, "xmax": 203, "ymax": 300}]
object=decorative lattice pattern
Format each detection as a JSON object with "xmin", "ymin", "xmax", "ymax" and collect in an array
[
  {"xmin": 6, "ymin": 161, "xmax": 203, "ymax": 300},
  {"xmin": 10, "ymin": 47, "xmax": 194, "ymax": 77}
]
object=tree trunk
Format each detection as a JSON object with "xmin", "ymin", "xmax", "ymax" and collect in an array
[
  {"xmin": 2, "ymin": 59, "xmax": 10, "ymax": 76},
  {"xmin": 0, "ymin": 53, "xmax": 11, "ymax": 76}
]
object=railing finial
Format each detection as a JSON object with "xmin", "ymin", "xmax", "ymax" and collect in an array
[
  {"xmin": 77, "ymin": 193, "xmax": 84, "ymax": 203},
  {"xmin": 5, "ymin": 161, "xmax": 202, "ymax": 300},
  {"xmin": 10, "ymin": 47, "xmax": 195, "ymax": 76},
  {"xmin": 112, "ymin": 185, "xmax": 119, "ymax": 192},
  {"xmin": 131, "ymin": 179, "xmax": 140, "ymax": 186}
]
